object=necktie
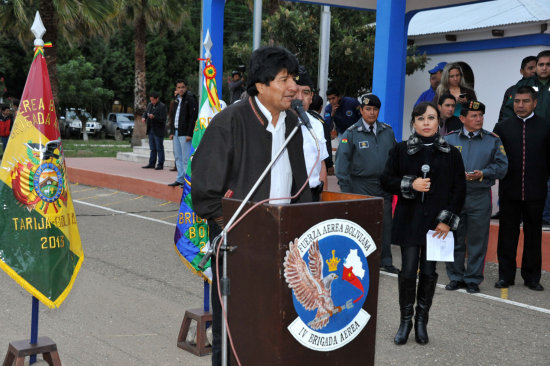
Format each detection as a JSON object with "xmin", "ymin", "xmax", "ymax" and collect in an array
[
  {"xmin": 468, "ymin": 132, "xmax": 474, "ymax": 138},
  {"xmin": 369, "ymin": 125, "xmax": 374, "ymax": 135}
]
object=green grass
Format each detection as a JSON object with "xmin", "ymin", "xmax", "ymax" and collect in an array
[{"xmin": 61, "ymin": 139, "xmax": 133, "ymax": 158}]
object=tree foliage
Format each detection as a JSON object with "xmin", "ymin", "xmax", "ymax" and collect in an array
[
  {"xmin": 257, "ymin": 3, "xmax": 428, "ymax": 97},
  {"xmin": 57, "ymin": 55, "xmax": 114, "ymax": 114},
  {"xmin": 0, "ymin": 34, "xmax": 28, "ymax": 101},
  {"xmin": 2, "ymin": 0, "xmax": 428, "ymax": 119},
  {"xmin": 0, "ymin": 0, "xmax": 117, "ymax": 106}
]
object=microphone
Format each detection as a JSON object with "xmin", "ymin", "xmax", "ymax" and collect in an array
[
  {"xmin": 291, "ymin": 99, "xmax": 313, "ymax": 130},
  {"xmin": 198, "ymin": 233, "xmax": 222, "ymax": 270},
  {"xmin": 421, "ymin": 164, "xmax": 430, "ymax": 203},
  {"xmin": 291, "ymin": 99, "xmax": 319, "ymax": 155}
]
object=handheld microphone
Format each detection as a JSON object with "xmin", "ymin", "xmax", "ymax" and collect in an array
[
  {"xmin": 291, "ymin": 99, "xmax": 313, "ymax": 130},
  {"xmin": 421, "ymin": 164, "xmax": 430, "ymax": 203}
]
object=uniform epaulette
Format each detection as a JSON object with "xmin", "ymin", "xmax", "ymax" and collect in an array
[
  {"xmin": 347, "ymin": 124, "xmax": 359, "ymax": 131},
  {"xmin": 480, "ymin": 128, "xmax": 499, "ymax": 138},
  {"xmin": 380, "ymin": 122, "xmax": 393, "ymax": 129},
  {"xmin": 447, "ymin": 129, "xmax": 459, "ymax": 135}
]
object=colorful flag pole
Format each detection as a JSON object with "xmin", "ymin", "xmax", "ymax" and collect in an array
[
  {"xmin": 0, "ymin": 10, "xmax": 84, "ymax": 313},
  {"xmin": 174, "ymin": 30, "xmax": 224, "ymax": 291}
]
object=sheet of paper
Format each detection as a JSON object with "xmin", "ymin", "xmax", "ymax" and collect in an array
[{"xmin": 426, "ymin": 230, "xmax": 454, "ymax": 262}]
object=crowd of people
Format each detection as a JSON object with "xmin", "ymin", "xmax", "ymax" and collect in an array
[
  {"xmin": 139, "ymin": 46, "xmax": 549, "ymax": 363},
  {"xmin": 332, "ymin": 49, "xmax": 550, "ymax": 347}
]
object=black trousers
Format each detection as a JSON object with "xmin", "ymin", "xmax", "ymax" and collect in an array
[
  {"xmin": 497, "ymin": 198, "xmax": 544, "ymax": 284},
  {"xmin": 400, "ymin": 245, "xmax": 436, "ymax": 279},
  {"xmin": 208, "ymin": 222, "xmax": 223, "ymax": 366}
]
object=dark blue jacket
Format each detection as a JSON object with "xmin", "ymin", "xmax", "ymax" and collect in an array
[{"xmin": 324, "ymin": 96, "xmax": 360, "ymax": 134}]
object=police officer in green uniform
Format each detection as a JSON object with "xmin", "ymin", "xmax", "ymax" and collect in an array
[
  {"xmin": 444, "ymin": 101, "xmax": 508, "ymax": 293},
  {"xmin": 335, "ymin": 94, "xmax": 398, "ymax": 272}
]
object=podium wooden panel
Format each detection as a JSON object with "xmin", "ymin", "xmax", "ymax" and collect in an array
[{"xmin": 222, "ymin": 191, "xmax": 383, "ymax": 366}]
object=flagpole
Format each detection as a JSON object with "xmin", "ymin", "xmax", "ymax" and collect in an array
[
  {"xmin": 29, "ymin": 296, "xmax": 39, "ymax": 364},
  {"xmin": 203, "ymin": 281, "xmax": 210, "ymax": 312}
]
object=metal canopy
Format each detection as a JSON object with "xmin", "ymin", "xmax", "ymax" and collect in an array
[{"xmin": 293, "ymin": 0, "xmax": 486, "ymax": 12}]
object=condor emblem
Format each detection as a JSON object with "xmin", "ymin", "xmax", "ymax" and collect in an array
[{"xmin": 283, "ymin": 219, "xmax": 376, "ymax": 351}]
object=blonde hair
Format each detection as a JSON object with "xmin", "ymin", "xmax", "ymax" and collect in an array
[{"xmin": 435, "ymin": 63, "xmax": 468, "ymax": 102}]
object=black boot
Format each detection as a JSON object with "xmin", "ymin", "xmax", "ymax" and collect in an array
[
  {"xmin": 414, "ymin": 273, "xmax": 438, "ymax": 345},
  {"xmin": 394, "ymin": 273, "xmax": 417, "ymax": 345}
]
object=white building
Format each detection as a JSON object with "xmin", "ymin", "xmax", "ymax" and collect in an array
[{"xmin": 403, "ymin": 0, "xmax": 550, "ymax": 139}]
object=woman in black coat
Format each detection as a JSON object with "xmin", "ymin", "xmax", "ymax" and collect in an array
[{"xmin": 381, "ymin": 102, "xmax": 466, "ymax": 346}]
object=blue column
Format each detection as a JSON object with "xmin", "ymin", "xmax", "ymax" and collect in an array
[
  {"xmin": 372, "ymin": 0, "xmax": 410, "ymax": 141},
  {"xmin": 202, "ymin": 0, "xmax": 225, "ymax": 95}
]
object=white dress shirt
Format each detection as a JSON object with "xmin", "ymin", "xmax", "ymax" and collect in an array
[
  {"xmin": 255, "ymin": 97, "xmax": 292, "ymax": 204},
  {"xmin": 174, "ymin": 95, "xmax": 182, "ymax": 129},
  {"xmin": 302, "ymin": 112, "xmax": 329, "ymax": 188},
  {"xmin": 363, "ymin": 119, "xmax": 376, "ymax": 135}
]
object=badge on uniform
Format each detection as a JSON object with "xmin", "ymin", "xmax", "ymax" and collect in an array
[
  {"xmin": 500, "ymin": 145, "xmax": 506, "ymax": 155},
  {"xmin": 359, "ymin": 141, "xmax": 369, "ymax": 149},
  {"xmin": 346, "ymin": 110, "xmax": 353, "ymax": 117},
  {"xmin": 456, "ymin": 145, "xmax": 462, "ymax": 152},
  {"xmin": 341, "ymin": 138, "xmax": 348, "ymax": 144}
]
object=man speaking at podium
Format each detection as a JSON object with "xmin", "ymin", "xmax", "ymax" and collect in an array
[{"xmin": 192, "ymin": 46, "xmax": 312, "ymax": 365}]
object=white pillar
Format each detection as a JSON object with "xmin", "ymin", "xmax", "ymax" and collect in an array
[
  {"xmin": 253, "ymin": 0, "xmax": 262, "ymax": 50},
  {"xmin": 318, "ymin": 6, "xmax": 331, "ymax": 102}
]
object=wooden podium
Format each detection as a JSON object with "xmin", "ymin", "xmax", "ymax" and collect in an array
[{"xmin": 222, "ymin": 191, "xmax": 383, "ymax": 366}]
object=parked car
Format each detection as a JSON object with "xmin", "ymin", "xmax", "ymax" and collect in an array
[
  {"xmin": 102, "ymin": 113, "xmax": 135, "ymax": 141},
  {"xmin": 59, "ymin": 109, "xmax": 102, "ymax": 138}
]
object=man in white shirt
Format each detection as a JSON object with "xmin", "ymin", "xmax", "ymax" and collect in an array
[
  {"xmin": 294, "ymin": 66, "xmax": 329, "ymax": 201},
  {"xmin": 192, "ymin": 46, "xmax": 312, "ymax": 366}
]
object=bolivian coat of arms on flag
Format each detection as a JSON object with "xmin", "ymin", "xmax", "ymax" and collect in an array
[{"xmin": 0, "ymin": 21, "xmax": 83, "ymax": 309}]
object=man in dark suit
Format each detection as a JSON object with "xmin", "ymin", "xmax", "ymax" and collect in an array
[
  {"xmin": 141, "ymin": 91, "xmax": 167, "ymax": 170},
  {"xmin": 192, "ymin": 46, "xmax": 312, "ymax": 366},
  {"xmin": 493, "ymin": 85, "xmax": 550, "ymax": 291}
]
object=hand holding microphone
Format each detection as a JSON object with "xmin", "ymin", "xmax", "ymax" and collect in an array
[{"xmin": 412, "ymin": 164, "xmax": 430, "ymax": 202}]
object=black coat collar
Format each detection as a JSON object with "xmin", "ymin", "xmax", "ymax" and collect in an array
[{"xmin": 407, "ymin": 132, "xmax": 451, "ymax": 155}]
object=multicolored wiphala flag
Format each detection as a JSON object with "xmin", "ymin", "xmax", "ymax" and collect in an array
[{"xmin": 0, "ymin": 13, "xmax": 83, "ymax": 308}]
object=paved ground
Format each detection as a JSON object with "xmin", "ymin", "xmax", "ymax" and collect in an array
[{"xmin": 1, "ymin": 184, "xmax": 549, "ymax": 365}]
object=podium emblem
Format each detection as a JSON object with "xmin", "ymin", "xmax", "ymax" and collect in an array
[{"xmin": 283, "ymin": 219, "xmax": 376, "ymax": 351}]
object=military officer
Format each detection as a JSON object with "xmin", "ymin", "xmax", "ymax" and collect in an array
[
  {"xmin": 444, "ymin": 100, "xmax": 508, "ymax": 293},
  {"xmin": 335, "ymin": 94, "xmax": 398, "ymax": 273}
]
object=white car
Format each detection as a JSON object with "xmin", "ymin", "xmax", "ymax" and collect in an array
[{"xmin": 60, "ymin": 109, "xmax": 101, "ymax": 138}]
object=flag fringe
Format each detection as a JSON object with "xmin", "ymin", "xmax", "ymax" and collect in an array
[
  {"xmin": 173, "ymin": 245, "xmax": 212, "ymax": 284},
  {"xmin": 0, "ymin": 253, "xmax": 84, "ymax": 309}
]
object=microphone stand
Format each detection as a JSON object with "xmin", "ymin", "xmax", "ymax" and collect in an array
[{"xmin": 199, "ymin": 119, "xmax": 305, "ymax": 366}]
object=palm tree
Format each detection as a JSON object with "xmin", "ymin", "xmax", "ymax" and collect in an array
[
  {"xmin": 0, "ymin": 0, "xmax": 116, "ymax": 106},
  {"xmin": 114, "ymin": 0, "xmax": 187, "ymax": 146}
]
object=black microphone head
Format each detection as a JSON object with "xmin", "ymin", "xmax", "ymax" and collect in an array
[{"xmin": 291, "ymin": 99, "xmax": 304, "ymax": 110}]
